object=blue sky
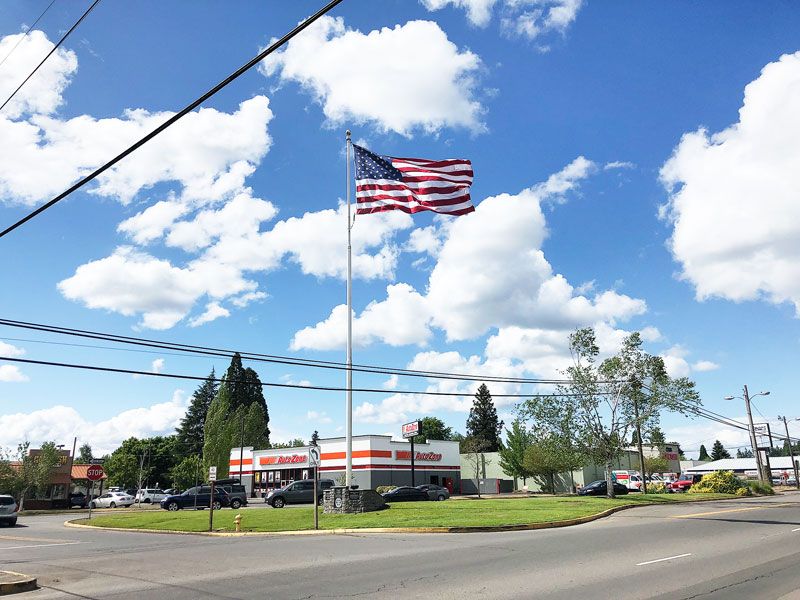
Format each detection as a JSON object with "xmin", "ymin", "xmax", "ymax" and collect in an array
[{"xmin": 1, "ymin": 0, "xmax": 799, "ymax": 457}]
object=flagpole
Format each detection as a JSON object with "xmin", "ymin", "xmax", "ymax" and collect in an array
[{"xmin": 345, "ymin": 129, "xmax": 353, "ymax": 489}]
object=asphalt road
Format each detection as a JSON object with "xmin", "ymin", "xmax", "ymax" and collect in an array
[{"xmin": 2, "ymin": 494, "xmax": 799, "ymax": 599}]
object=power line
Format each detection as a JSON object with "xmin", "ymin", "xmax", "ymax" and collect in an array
[
  {"xmin": 0, "ymin": 0, "xmax": 345, "ymax": 239},
  {"xmin": 0, "ymin": 0, "xmax": 100, "ymax": 113},
  {"xmin": 0, "ymin": 355, "xmax": 604, "ymax": 399},
  {"xmin": 0, "ymin": 0, "xmax": 58, "ymax": 70},
  {"xmin": 0, "ymin": 317, "xmax": 605, "ymax": 385}
]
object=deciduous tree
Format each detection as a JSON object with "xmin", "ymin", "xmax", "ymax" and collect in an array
[
  {"xmin": 498, "ymin": 419, "xmax": 533, "ymax": 488},
  {"xmin": 77, "ymin": 443, "xmax": 93, "ymax": 464}
]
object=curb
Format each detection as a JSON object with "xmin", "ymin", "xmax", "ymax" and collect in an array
[
  {"xmin": 0, "ymin": 571, "xmax": 37, "ymax": 596},
  {"xmin": 64, "ymin": 496, "xmax": 751, "ymax": 537}
]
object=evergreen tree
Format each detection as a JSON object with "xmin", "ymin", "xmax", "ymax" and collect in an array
[
  {"xmin": 710, "ymin": 439, "xmax": 731, "ymax": 461},
  {"xmin": 203, "ymin": 386, "xmax": 236, "ymax": 478},
  {"xmin": 698, "ymin": 444, "xmax": 710, "ymax": 461},
  {"xmin": 630, "ymin": 429, "xmax": 640, "ymax": 446},
  {"xmin": 648, "ymin": 426, "xmax": 666, "ymax": 447},
  {"xmin": 465, "ymin": 384, "xmax": 503, "ymax": 452},
  {"xmin": 223, "ymin": 354, "xmax": 270, "ymax": 438},
  {"xmin": 77, "ymin": 443, "xmax": 93, "ymax": 463},
  {"xmin": 498, "ymin": 419, "xmax": 533, "ymax": 487},
  {"xmin": 176, "ymin": 369, "xmax": 218, "ymax": 456},
  {"xmin": 736, "ymin": 447, "xmax": 754, "ymax": 458}
]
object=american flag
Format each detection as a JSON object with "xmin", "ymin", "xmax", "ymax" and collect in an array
[{"xmin": 353, "ymin": 145, "xmax": 474, "ymax": 216}]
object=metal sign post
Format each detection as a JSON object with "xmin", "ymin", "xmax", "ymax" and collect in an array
[
  {"xmin": 402, "ymin": 421, "xmax": 420, "ymax": 487},
  {"xmin": 88, "ymin": 480, "xmax": 94, "ymax": 519},
  {"xmin": 309, "ymin": 447, "xmax": 321, "ymax": 530},
  {"xmin": 208, "ymin": 466, "xmax": 217, "ymax": 532}
]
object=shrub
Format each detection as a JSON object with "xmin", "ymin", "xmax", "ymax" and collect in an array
[
  {"xmin": 375, "ymin": 486, "xmax": 397, "ymax": 494},
  {"xmin": 688, "ymin": 470, "xmax": 747, "ymax": 494},
  {"xmin": 747, "ymin": 480, "xmax": 775, "ymax": 496},
  {"xmin": 735, "ymin": 487, "xmax": 751, "ymax": 497},
  {"xmin": 648, "ymin": 482, "xmax": 668, "ymax": 494}
]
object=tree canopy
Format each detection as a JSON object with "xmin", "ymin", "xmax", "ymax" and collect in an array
[
  {"xmin": 465, "ymin": 384, "xmax": 503, "ymax": 452},
  {"xmin": 498, "ymin": 419, "xmax": 533, "ymax": 486},
  {"xmin": 710, "ymin": 440, "xmax": 731, "ymax": 461},
  {"xmin": 176, "ymin": 368, "xmax": 218, "ymax": 456},
  {"xmin": 698, "ymin": 444, "xmax": 710, "ymax": 461}
]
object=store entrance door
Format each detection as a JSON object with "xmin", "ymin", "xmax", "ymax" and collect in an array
[{"xmin": 443, "ymin": 477, "xmax": 454, "ymax": 494}]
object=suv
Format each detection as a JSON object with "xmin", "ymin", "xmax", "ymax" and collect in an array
[
  {"xmin": 160, "ymin": 486, "xmax": 230, "ymax": 511},
  {"xmin": 69, "ymin": 492, "xmax": 87, "ymax": 508},
  {"xmin": 135, "ymin": 489, "xmax": 167, "ymax": 504},
  {"xmin": 0, "ymin": 495, "xmax": 18, "ymax": 526},
  {"xmin": 267, "ymin": 479, "xmax": 335, "ymax": 508},
  {"xmin": 214, "ymin": 482, "xmax": 248, "ymax": 510}
]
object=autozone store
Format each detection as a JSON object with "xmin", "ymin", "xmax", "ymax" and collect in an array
[{"xmin": 229, "ymin": 435, "xmax": 461, "ymax": 496}]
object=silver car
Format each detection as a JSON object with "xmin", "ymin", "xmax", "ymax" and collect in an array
[
  {"xmin": 416, "ymin": 484, "xmax": 450, "ymax": 501},
  {"xmin": 0, "ymin": 495, "xmax": 18, "ymax": 526},
  {"xmin": 91, "ymin": 491, "xmax": 134, "ymax": 508}
]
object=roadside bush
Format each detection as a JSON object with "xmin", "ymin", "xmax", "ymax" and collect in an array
[
  {"xmin": 747, "ymin": 480, "xmax": 775, "ymax": 496},
  {"xmin": 648, "ymin": 482, "xmax": 667, "ymax": 494},
  {"xmin": 735, "ymin": 487, "xmax": 751, "ymax": 497},
  {"xmin": 687, "ymin": 470, "xmax": 746, "ymax": 495},
  {"xmin": 375, "ymin": 486, "xmax": 397, "ymax": 494}
]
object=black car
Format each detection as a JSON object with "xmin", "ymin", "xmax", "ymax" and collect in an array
[
  {"xmin": 577, "ymin": 480, "xmax": 629, "ymax": 496},
  {"xmin": 68, "ymin": 492, "xmax": 87, "ymax": 508},
  {"xmin": 213, "ymin": 480, "xmax": 248, "ymax": 509},
  {"xmin": 267, "ymin": 479, "xmax": 335, "ymax": 508},
  {"xmin": 160, "ymin": 485, "xmax": 230, "ymax": 511},
  {"xmin": 381, "ymin": 486, "xmax": 429, "ymax": 502}
]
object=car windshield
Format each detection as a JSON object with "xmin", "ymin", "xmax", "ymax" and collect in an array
[{"xmin": 0, "ymin": 497, "xmax": 14, "ymax": 505}]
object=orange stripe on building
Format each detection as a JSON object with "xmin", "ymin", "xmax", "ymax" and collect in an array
[
  {"xmin": 229, "ymin": 458, "xmax": 253, "ymax": 466},
  {"xmin": 320, "ymin": 450, "xmax": 392, "ymax": 460}
]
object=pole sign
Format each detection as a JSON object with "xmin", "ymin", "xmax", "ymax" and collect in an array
[
  {"xmin": 86, "ymin": 464, "xmax": 104, "ymax": 481},
  {"xmin": 208, "ymin": 466, "xmax": 217, "ymax": 482},
  {"xmin": 402, "ymin": 421, "xmax": 420, "ymax": 439},
  {"xmin": 309, "ymin": 446, "xmax": 321, "ymax": 467}
]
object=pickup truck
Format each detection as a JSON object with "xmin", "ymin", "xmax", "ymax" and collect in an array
[{"xmin": 667, "ymin": 473, "xmax": 703, "ymax": 492}]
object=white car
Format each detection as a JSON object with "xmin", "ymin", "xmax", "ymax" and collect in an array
[
  {"xmin": 90, "ymin": 492, "xmax": 134, "ymax": 508},
  {"xmin": 135, "ymin": 488, "xmax": 167, "ymax": 504},
  {"xmin": 0, "ymin": 495, "xmax": 18, "ymax": 526}
]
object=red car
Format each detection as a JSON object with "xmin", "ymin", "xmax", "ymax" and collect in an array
[{"xmin": 667, "ymin": 473, "xmax": 703, "ymax": 492}]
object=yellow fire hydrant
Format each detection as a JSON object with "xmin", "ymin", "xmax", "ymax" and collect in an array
[{"xmin": 234, "ymin": 513, "xmax": 242, "ymax": 533}]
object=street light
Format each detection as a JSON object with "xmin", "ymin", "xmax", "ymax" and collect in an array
[{"xmin": 724, "ymin": 386, "xmax": 770, "ymax": 483}]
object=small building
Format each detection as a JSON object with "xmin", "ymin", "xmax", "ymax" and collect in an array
[
  {"xmin": 230, "ymin": 435, "xmax": 460, "ymax": 497},
  {"xmin": 10, "ymin": 448, "xmax": 72, "ymax": 509},
  {"xmin": 683, "ymin": 457, "xmax": 799, "ymax": 478}
]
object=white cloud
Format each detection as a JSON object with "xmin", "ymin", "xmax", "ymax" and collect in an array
[
  {"xmin": 150, "ymin": 358, "xmax": 165, "ymax": 374},
  {"xmin": 261, "ymin": 17, "xmax": 484, "ymax": 135},
  {"xmin": 0, "ymin": 30, "xmax": 77, "ymax": 118},
  {"xmin": 604, "ymin": 160, "xmax": 635, "ymax": 170},
  {"xmin": 0, "ymin": 342, "xmax": 25, "ymax": 357},
  {"xmin": 0, "ymin": 365, "xmax": 28, "ymax": 382},
  {"xmin": 0, "ymin": 390, "xmax": 189, "ymax": 455},
  {"xmin": 188, "ymin": 302, "xmax": 231, "ymax": 328},
  {"xmin": 661, "ymin": 51, "xmax": 800, "ymax": 314},
  {"xmin": 383, "ymin": 374, "xmax": 399, "ymax": 390},
  {"xmin": 660, "ymin": 346, "xmax": 719, "ymax": 378},
  {"xmin": 307, "ymin": 410, "xmax": 332, "ymax": 424},
  {"xmin": 692, "ymin": 360, "xmax": 719, "ymax": 372},
  {"xmin": 422, "ymin": 0, "xmax": 584, "ymax": 41}
]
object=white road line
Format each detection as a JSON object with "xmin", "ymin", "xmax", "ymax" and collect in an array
[
  {"xmin": 636, "ymin": 553, "xmax": 692, "ymax": 566},
  {"xmin": 792, "ymin": 527, "xmax": 800, "ymax": 532},
  {"xmin": 0, "ymin": 541, "xmax": 83, "ymax": 550}
]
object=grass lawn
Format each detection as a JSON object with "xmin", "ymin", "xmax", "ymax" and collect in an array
[{"xmin": 76, "ymin": 493, "xmax": 735, "ymax": 533}]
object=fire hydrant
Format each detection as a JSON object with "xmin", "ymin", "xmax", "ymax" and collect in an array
[{"xmin": 234, "ymin": 513, "xmax": 242, "ymax": 533}]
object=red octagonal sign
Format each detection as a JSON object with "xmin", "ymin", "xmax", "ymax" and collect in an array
[{"xmin": 86, "ymin": 465, "xmax": 104, "ymax": 481}]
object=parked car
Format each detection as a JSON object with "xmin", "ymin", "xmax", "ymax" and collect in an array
[
  {"xmin": 160, "ymin": 486, "xmax": 230, "ymax": 511},
  {"xmin": 213, "ymin": 480, "xmax": 249, "ymax": 509},
  {"xmin": 381, "ymin": 486, "xmax": 430, "ymax": 502},
  {"xmin": 577, "ymin": 480, "xmax": 629, "ymax": 496},
  {"xmin": 135, "ymin": 488, "xmax": 167, "ymax": 504},
  {"xmin": 162, "ymin": 488, "xmax": 180, "ymax": 496},
  {"xmin": 416, "ymin": 484, "xmax": 450, "ymax": 501},
  {"xmin": 69, "ymin": 492, "xmax": 87, "ymax": 508},
  {"xmin": 0, "ymin": 495, "xmax": 18, "ymax": 526},
  {"xmin": 267, "ymin": 479, "xmax": 335, "ymax": 508},
  {"xmin": 667, "ymin": 473, "xmax": 703, "ymax": 493},
  {"xmin": 90, "ymin": 491, "xmax": 135, "ymax": 508}
]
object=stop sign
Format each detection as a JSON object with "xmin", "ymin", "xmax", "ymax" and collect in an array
[{"xmin": 86, "ymin": 464, "xmax": 104, "ymax": 481}]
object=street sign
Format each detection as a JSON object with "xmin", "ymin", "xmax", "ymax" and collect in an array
[
  {"xmin": 89, "ymin": 458, "xmax": 105, "ymax": 465},
  {"xmin": 402, "ymin": 421, "xmax": 420, "ymax": 439},
  {"xmin": 309, "ymin": 446, "xmax": 321, "ymax": 467},
  {"xmin": 86, "ymin": 464, "xmax": 104, "ymax": 481},
  {"xmin": 209, "ymin": 466, "xmax": 217, "ymax": 481}
]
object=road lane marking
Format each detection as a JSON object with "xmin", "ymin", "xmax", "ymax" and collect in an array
[
  {"xmin": 0, "ymin": 541, "xmax": 83, "ymax": 550},
  {"xmin": 671, "ymin": 503, "xmax": 794, "ymax": 519},
  {"xmin": 792, "ymin": 527, "xmax": 800, "ymax": 532},
  {"xmin": 0, "ymin": 534, "xmax": 78, "ymax": 543},
  {"xmin": 637, "ymin": 553, "xmax": 692, "ymax": 566}
]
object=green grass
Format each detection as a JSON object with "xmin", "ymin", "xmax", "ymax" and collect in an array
[{"xmin": 76, "ymin": 493, "xmax": 735, "ymax": 533}]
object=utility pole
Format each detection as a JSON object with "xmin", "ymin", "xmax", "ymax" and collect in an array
[
  {"xmin": 779, "ymin": 416, "xmax": 800, "ymax": 490},
  {"xmin": 743, "ymin": 385, "xmax": 767, "ymax": 483}
]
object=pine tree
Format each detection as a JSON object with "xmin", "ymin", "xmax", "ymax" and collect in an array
[
  {"xmin": 710, "ymin": 439, "xmax": 731, "ymax": 461},
  {"xmin": 648, "ymin": 426, "xmax": 666, "ymax": 447},
  {"xmin": 224, "ymin": 354, "xmax": 270, "ymax": 438},
  {"xmin": 465, "ymin": 384, "xmax": 503, "ymax": 452},
  {"xmin": 698, "ymin": 444, "xmax": 710, "ymax": 461},
  {"xmin": 176, "ymin": 368, "xmax": 218, "ymax": 456},
  {"xmin": 203, "ymin": 386, "xmax": 236, "ymax": 478},
  {"xmin": 736, "ymin": 447, "xmax": 753, "ymax": 458}
]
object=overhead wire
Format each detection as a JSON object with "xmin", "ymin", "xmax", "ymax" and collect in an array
[
  {"xmin": 0, "ymin": 0, "xmax": 346, "ymax": 239},
  {"xmin": 0, "ymin": 0, "xmax": 100, "ymax": 113},
  {"xmin": 0, "ymin": 0, "xmax": 58, "ymax": 70}
]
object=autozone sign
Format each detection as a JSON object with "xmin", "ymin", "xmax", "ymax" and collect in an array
[
  {"xmin": 395, "ymin": 451, "xmax": 443, "ymax": 461},
  {"xmin": 260, "ymin": 454, "xmax": 307, "ymax": 465},
  {"xmin": 401, "ymin": 421, "xmax": 420, "ymax": 438}
]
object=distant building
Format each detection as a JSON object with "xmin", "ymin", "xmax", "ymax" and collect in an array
[{"xmin": 683, "ymin": 457, "xmax": 799, "ymax": 478}]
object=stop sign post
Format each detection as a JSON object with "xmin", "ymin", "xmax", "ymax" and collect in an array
[{"xmin": 86, "ymin": 464, "xmax": 104, "ymax": 519}]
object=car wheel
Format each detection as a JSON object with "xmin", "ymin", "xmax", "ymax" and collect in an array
[
  {"xmin": 230, "ymin": 499, "xmax": 242, "ymax": 510},
  {"xmin": 272, "ymin": 497, "xmax": 285, "ymax": 508},
  {"xmin": 144, "ymin": 498, "xmax": 151, "ymax": 504},
  {"xmin": 8, "ymin": 518, "xmax": 17, "ymax": 527},
  {"xmin": 90, "ymin": 501, "xmax": 96, "ymax": 509},
  {"xmin": 110, "ymin": 502, "xmax": 116, "ymax": 508},
  {"xmin": 212, "ymin": 501, "xmax": 222, "ymax": 510},
  {"xmin": 437, "ymin": 494, "xmax": 446, "ymax": 501},
  {"xmin": 167, "ymin": 502, "xmax": 179, "ymax": 511}
]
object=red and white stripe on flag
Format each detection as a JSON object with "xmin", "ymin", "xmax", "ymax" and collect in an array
[{"xmin": 354, "ymin": 148, "xmax": 474, "ymax": 216}]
